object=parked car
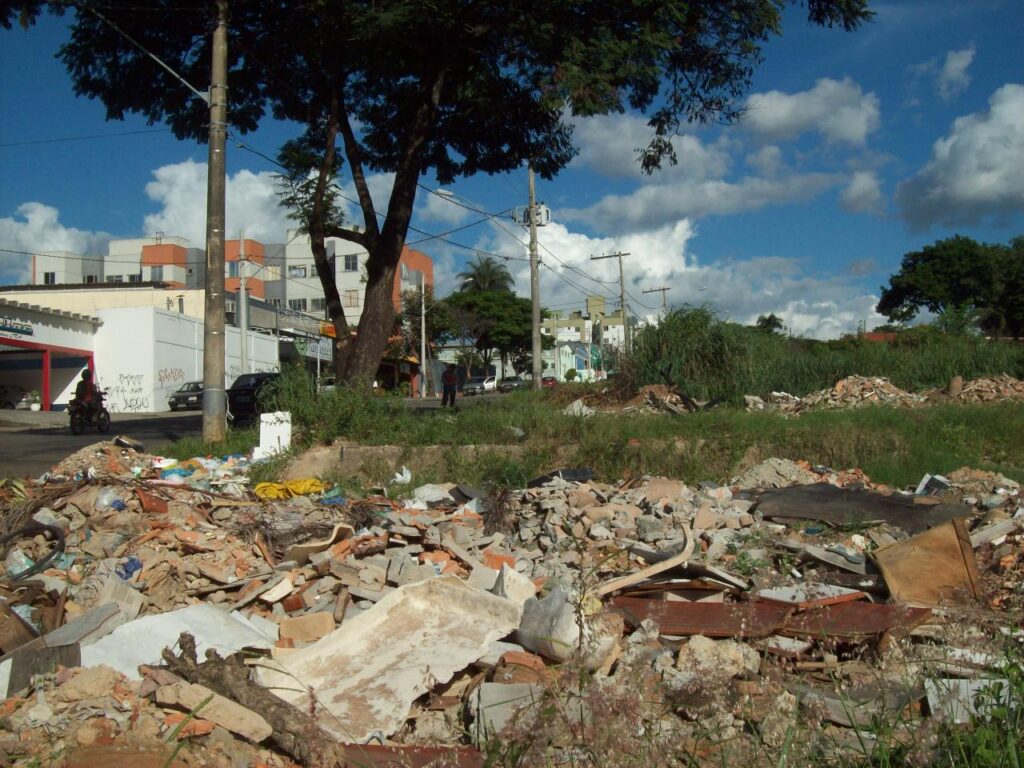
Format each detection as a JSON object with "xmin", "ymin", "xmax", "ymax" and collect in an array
[
  {"xmin": 168, "ymin": 381, "xmax": 203, "ymax": 411},
  {"xmin": 498, "ymin": 376, "xmax": 525, "ymax": 392},
  {"xmin": 226, "ymin": 372, "xmax": 279, "ymax": 422},
  {"xmin": 0, "ymin": 384, "xmax": 27, "ymax": 409},
  {"xmin": 541, "ymin": 376, "xmax": 558, "ymax": 389},
  {"xmin": 482, "ymin": 376, "xmax": 497, "ymax": 392},
  {"xmin": 462, "ymin": 376, "xmax": 488, "ymax": 396}
]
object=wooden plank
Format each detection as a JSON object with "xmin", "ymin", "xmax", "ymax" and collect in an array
[
  {"xmin": 598, "ymin": 536, "xmax": 695, "ymax": 597},
  {"xmin": 609, "ymin": 597, "xmax": 791, "ymax": 638},
  {"xmin": 970, "ymin": 517, "xmax": 1024, "ymax": 548},
  {"xmin": 7, "ymin": 643, "xmax": 81, "ymax": 697}
]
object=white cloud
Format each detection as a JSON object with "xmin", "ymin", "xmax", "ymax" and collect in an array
[
  {"xmin": 840, "ymin": 170, "xmax": 885, "ymax": 214},
  {"xmin": 561, "ymin": 172, "xmax": 840, "ymax": 232},
  {"xmin": 937, "ymin": 45, "xmax": 975, "ymax": 101},
  {"xmin": 415, "ymin": 189, "xmax": 473, "ymax": 227},
  {"xmin": 464, "ymin": 221, "xmax": 878, "ymax": 339},
  {"xmin": 896, "ymin": 84, "xmax": 1024, "ymax": 229},
  {"xmin": 0, "ymin": 203, "xmax": 110, "ymax": 285},
  {"xmin": 143, "ymin": 160, "xmax": 292, "ymax": 244},
  {"xmin": 743, "ymin": 78, "xmax": 881, "ymax": 146},
  {"xmin": 572, "ymin": 113, "xmax": 732, "ymax": 180},
  {"xmin": 745, "ymin": 145, "xmax": 786, "ymax": 177}
]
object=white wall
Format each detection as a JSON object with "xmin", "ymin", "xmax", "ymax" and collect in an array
[{"xmin": 93, "ymin": 307, "xmax": 279, "ymax": 413}]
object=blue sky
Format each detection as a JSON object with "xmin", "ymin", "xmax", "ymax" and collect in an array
[{"xmin": 1, "ymin": 1, "xmax": 1022, "ymax": 337}]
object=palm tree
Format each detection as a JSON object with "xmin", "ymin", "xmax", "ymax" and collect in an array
[{"xmin": 457, "ymin": 254, "xmax": 514, "ymax": 293}]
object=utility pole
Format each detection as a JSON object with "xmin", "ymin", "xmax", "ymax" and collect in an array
[
  {"xmin": 420, "ymin": 271, "xmax": 427, "ymax": 399},
  {"xmin": 528, "ymin": 164, "xmax": 542, "ymax": 390},
  {"xmin": 591, "ymin": 251, "xmax": 631, "ymax": 355},
  {"xmin": 239, "ymin": 231, "xmax": 248, "ymax": 375},
  {"xmin": 202, "ymin": 0, "xmax": 228, "ymax": 442},
  {"xmin": 643, "ymin": 286, "xmax": 670, "ymax": 317}
]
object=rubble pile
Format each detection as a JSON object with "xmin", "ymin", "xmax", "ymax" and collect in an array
[
  {"xmin": 951, "ymin": 373, "xmax": 1024, "ymax": 403},
  {"xmin": 747, "ymin": 373, "xmax": 1024, "ymax": 414},
  {"xmin": 1, "ymin": 441, "xmax": 1022, "ymax": 766}
]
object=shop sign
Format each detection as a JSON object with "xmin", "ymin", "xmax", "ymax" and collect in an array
[{"xmin": 0, "ymin": 316, "xmax": 33, "ymax": 337}]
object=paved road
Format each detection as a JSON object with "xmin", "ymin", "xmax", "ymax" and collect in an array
[
  {"xmin": 0, "ymin": 391, "xmax": 511, "ymax": 478},
  {"xmin": 0, "ymin": 411, "xmax": 204, "ymax": 479}
]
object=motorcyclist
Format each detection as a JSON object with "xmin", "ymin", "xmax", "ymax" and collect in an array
[{"xmin": 75, "ymin": 369, "xmax": 98, "ymax": 421}]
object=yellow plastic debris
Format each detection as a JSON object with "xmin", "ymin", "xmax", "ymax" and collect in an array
[{"xmin": 253, "ymin": 478, "xmax": 328, "ymax": 500}]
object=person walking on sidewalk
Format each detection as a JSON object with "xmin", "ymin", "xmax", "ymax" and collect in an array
[{"xmin": 441, "ymin": 365, "xmax": 458, "ymax": 408}]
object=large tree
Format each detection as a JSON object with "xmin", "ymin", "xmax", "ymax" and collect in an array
[
  {"xmin": 877, "ymin": 235, "xmax": 1024, "ymax": 338},
  {"xmin": 4, "ymin": 0, "xmax": 873, "ymax": 383}
]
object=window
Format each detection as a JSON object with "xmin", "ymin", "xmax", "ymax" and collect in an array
[
  {"xmin": 288, "ymin": 265, "xmax": 307, "ymax": 278},
  {"xmin": 310, "ymin": 298, "xmax": 326, "ymax": 312},
  {"xmin": 342, "ymin": 289, "xmax": 360, "ymax": 308},
  {"xmin": 227, "ymin": 261, "xmax": 240, "ymax": 278},
  {"xmin": 267, "ymin": 298, "xmax": 282, "ymax": 308},
  {"xmin": 106, "ymin": 275, "xmax": 123, "ymax": 283},
  {"xmin": 310, "ymin": 263, "xmax": 318, "ymax": 278},
  {"xmin": 288, "ymin": 298, "xmax": 307, "ymax": 311},
  {"xmin": 344, "ymin": 254, "xmax": 358, "ymax": 272},
  {"xmin": 85, "ymin": 275, "xmax": 97, "ymax": 284},
  {"xmin": 43, "ymin": 271, "xmax": 56, "ymax": 285},
  {"xmin": 128, "ymin": 273, "xmax": 142, "ymax": 283},
  {"xmin": 151, "ymin": 266, "xmax": 163, "ymax": 282}
]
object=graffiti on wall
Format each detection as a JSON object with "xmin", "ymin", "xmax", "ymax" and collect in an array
[
  {"xmin": 105, "ymin": 372, "xmax": 150, "ymax": 413},
  {"xmin": 157, "ymin": 367, "xmax": 186, "ymax": 387}
]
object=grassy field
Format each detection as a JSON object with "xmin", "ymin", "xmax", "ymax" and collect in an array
[{"xmin": 162, "ymin": 383, "xmax": 1024, "ymax": 492}]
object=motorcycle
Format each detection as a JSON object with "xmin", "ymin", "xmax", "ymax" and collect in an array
[{"xmin": 68, "ymin": 391, "xmax": 111, "ymax": 435}]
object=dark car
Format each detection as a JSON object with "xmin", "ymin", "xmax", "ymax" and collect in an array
[
  {"xmin": 541, "ymin": 376, "xmax": 558, "ymax": 389},
  {"xmin": 498, "ymin": 376, "xmax": 525, "ymax": 393},
  {"xmin": 168, "ymin": 381, "xmax": 203, "ymax": 411},
  {"xmin": 226, "ymin": 372, "xmax": 279, "ymax": 423}
]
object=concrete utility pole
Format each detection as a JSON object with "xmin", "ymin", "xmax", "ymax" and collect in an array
[
  {"xmin": 202, "ymin": 0, "xmax": 228, "ymax": 442},
  {"xmin": 591, "ymin": 251, "xmax": 631, "ymax": 354},
  {"xmin": 420, "ymin": 271, "xmax": 427, "ymax": 399},
  {"xmin": 643, "ymin": 286, "xmax": 670, "ymax": 317},
  {"xmin": 239, "ymin": 231, "xmax": 248, "ymax": 375},
  {"xmin": 528, "ymin": 164, "xmax": 542, "ymax": 390}
]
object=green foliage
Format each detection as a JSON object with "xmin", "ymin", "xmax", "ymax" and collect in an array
[
  {"xmin": 17, "ymin": 0, "xmax": 872, "ymax": 383},
  {"xmin": 756, "ymin": 313, "xmax": 785, "ymax": 333},
  {"xmin": 456, "ymin": 255, "xmax": 514, "ymax": 293},
  {"xmin": 565, "ymin": 368, "xmax": 578, "ymax": 382},
  {"xmin": 445, "ymin": 290, "xmax": 535, "ymax": 367},
  {"xmin": 878, "ymin": 234, "xmax": 1024, "ymax": 338},
  {"xmin": 628, "ymin": 307, "xmax": 1024, "ymax": 403}
]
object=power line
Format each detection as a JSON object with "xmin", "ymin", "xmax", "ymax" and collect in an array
[{"xmin": 0, "ymin": 128, "xmax": 172, "ymax": 149}]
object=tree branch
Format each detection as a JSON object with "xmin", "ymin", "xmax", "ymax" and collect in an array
[
  {"xmin": 338, "ymin": 91, "xmax": 380, "ymax": 249},
  {"xmin": 323, "ymin": 224, "xmax": 367, "ymax": 248}
]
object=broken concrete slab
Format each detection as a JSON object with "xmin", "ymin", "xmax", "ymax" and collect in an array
[
  {"xmin": 156, "ymin": 682, "xmax": 273, "ymax": 742},
  {"xmin": 924, "ymin": 678, "xmax": 1010, "ymax": 725},
  {"xmin": 472, "ymin": 682, "xmax": 542, "ymax": 742},
  {"xmin": 256, "ymin": 576, "xmax": 521, "ymax": 743}
]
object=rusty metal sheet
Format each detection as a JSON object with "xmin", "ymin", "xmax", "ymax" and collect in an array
[
  {"xmin": 781, "ymin": 601, "xmax": 932, "ymax": 639},
  {"xmin": 755, "ymin": 483, "xmax": 968, "ymax": 534},
  {"xmin": 609, "ymin": 597, "xmax": 792, "ymax": 638}
]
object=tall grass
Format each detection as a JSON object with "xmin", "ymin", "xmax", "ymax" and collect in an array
[{"xmin": 628, "ymin": 307, "xmax": 1024, "ymax": 403}]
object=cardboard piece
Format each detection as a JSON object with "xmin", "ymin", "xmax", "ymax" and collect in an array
[{"xmin": 873, "ymin": 518, "xmax": 981, "ymax": 607}]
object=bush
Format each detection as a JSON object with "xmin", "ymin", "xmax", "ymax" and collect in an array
[{"xmin": 627, "ymin": 307, "xmax": 1024, "ymax": 403}]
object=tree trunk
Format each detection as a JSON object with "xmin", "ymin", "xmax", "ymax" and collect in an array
[{"xmin": 339, "ymin": 252, "xmax": 399, "ymax": 382}]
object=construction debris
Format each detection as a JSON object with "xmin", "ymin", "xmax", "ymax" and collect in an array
[{"xmin": 0, "ymin": 437, "xmax": 1021, "ymax": 767}]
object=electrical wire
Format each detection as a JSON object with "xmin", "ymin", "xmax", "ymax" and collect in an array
[{"xmin": 0, "ymin": 128, "xmax": 172, "ymax": 149}]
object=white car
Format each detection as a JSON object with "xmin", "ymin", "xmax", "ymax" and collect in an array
[{"xmin": 482, "ymin": 376, "xmax": 497, "ymax": 392}]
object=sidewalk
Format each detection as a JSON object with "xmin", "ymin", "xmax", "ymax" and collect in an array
[{"xmin": 0, "ymin": 408, "xmax": 186, "ymax": 431}]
